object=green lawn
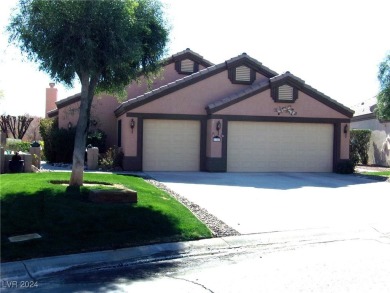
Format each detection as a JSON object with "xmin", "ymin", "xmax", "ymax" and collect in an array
[
  {"xmin": 0, "ymin": 173, "xmax": 212, "ymax": 262},
  {"xmin": 360, "ymin": 171, "xmax": 390, "ymax": 180}
]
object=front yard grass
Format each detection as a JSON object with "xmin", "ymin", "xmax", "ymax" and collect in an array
[
  {"xmin": 360, "ymin": 171, "xmax": 390, "ymax": 180},
  {"xmin": 0, "ymin": 173, "xmax": 212, "ymax": 262}
]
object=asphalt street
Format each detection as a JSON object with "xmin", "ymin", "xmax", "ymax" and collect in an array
[{"xmin": 2, "ymin": 230, "xmax": 389, "ymax": 293}]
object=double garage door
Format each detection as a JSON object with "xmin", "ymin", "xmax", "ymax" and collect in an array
[
  {"xmin": 227, "ymin": 121, "xmax": 333, "ymax": 172},
  {"xmin": 142, "ymin": 119, "xmax": 333, "ymax": 172}
]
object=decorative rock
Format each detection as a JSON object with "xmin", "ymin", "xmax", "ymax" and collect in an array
[{"xmin": 145, "ymin": 179, "xmax": 240, "ymax": 237}]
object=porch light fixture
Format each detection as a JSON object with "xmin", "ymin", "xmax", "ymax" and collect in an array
[
  {"xmin": 130, "ymin": 118, "xmax": 135, "ymax": 133},
  {"xmin": 68, "ymin": 122, "xmax": 72, "ymax": 129},
  {"xmin": 216, "ymin": 120, "xmax": 222, "ymax": 135},
  {"xmin": 344, "ymin": 124, "xmax": 348, "ymax": 137}
]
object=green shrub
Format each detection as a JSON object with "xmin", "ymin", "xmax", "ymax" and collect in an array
[
  {"xmin": 99, "ymin": 147, "xmax": 124, "ymax": 170},
  {"xmin": 39, "ymin": 118, "xmax": 75, "ymax": 163},
  {"xmin": 39, "ymin": 140, "xmax": 46, "ymax": 161},
  {"xmin": 5, "ymin": 139, "xmax": 31, "ymax": 153},
  {"xmin": 335, "ymin": 159, "xmax": 355, "ymax": 174},
  {"xmin": 350, "ymin": 129, "xmax": 371, "ymax": 165},
  {"xmin": 40, "ymin": 119, "xmax": 108, "ymax": 163},
  {"xmin": 87, "ymin": 129, "xmax": 107, "ymax": 153}
]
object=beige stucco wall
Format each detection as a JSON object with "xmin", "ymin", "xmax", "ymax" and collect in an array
[
  {"xmin": 340, "ymin": 123, "xmax": 350, "ymax": 160},
  {"xmin": 128, "ymin": 71, "xmax": 268, "ymax": 115},
  {"xmin": 351, "ymin": 118, "xmax": 390, "ymax": 166},
  {"xmin": 215, "ymin": 90, "xmax": 348, "ymax": 119},
  {"xmin": 126, "ymin": 63, "xmax": 208, "ymax": 100},
  {"xmin": 58, "ymin": 95, "xmax": 121, "ymax": 150},
  {"xmin": 121, "ymin": 116, "xmax": 138, "ymax": 157}
]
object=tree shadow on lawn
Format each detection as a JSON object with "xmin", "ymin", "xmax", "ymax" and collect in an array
[{"xmin": 1, "ymin": 188, "xmax": 183, "ymax": 262}]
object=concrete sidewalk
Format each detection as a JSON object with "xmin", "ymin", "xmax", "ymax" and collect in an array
[{"xmin": 1, "ymin": 226, "xmax": 387, "ymax": 282}]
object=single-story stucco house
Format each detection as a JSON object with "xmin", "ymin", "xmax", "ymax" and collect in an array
[
  {"xmin": 46, "ymin": 48, "xmax": 354, "ymax": 172},
  {"xmin": 351, "ymin": 96, "xmax": 390, "ymax": 167}
]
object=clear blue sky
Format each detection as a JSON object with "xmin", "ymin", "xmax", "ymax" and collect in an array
[{"xmin": 1, "ymin": 0, "xmax": 389, "ymax": 117}]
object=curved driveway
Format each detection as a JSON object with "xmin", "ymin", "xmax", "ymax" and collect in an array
[{"xmin": 146, "ymin": 172, "xmax": 390, "ymax": 235}]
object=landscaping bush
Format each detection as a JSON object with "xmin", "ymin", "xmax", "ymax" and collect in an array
[
  {"xmin": 87, "ymin": 129, "xmax": 107, "ymax": 153},
  {"xmin": 40, "ymin": 118, "xmax": 107, "ymax": 163},
  {"xmin": 99, "ymin": 146, "xmax": 124, "ymax": 170},
  {"xmin": 350, "ymin": 129, "xmax": 371, "ymax": 165},
  {"xmin": 39, "ymin": 118, "xmax": 75, "ymax": 163},
  {"xmin": 5, "ymin": 138, "xmax": 31, "ymax": 153}
]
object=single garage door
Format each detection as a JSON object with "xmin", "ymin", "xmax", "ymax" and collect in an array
[
  {"xmin": 143, "ymin": 119, "xmax": 200, "ymax": 171},
  {"xmin": 227, "ymin": 122, "xmax": 333, "ymax": 172}
]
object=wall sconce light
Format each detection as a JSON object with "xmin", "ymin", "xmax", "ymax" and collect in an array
[
  {"xmin": 68, "ymin": 122, "xmax": 72, "ymax": 129},
  {"xmin": 344, "ymin": 124, "xmax": 348, "ymax": 138},
  {"xmin": 216, "ymin": 120, "xmax": 222, "ymax": 135},
  {"xmin": 130, "ymin": 118, "xmax": 135, "ymax": 133}
]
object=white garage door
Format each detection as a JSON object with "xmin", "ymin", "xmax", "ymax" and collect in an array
[
  {"xmin": 227, "ymin": 122, "xmax": 333, "ymax": 172},
  {"xmin": 143, "ymin": 119, "xmax": 200, "ymax": 171}
]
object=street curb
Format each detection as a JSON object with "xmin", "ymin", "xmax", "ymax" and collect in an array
[{"xmin": 0, "ymin": 226, "xmax": 381, "ymax": 281}]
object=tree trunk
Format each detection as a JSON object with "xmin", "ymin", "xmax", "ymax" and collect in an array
[{"xmin": 69, "ymin": 73, "xmax": 98, "ymax": 187}]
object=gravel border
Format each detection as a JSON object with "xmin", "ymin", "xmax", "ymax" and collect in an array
[{"xmin": 145, "ymin": 178, "xmax": 240, "ymax": 237}]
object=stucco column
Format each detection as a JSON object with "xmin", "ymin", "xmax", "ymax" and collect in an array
[
  {"xmin": 23, "ymin": 153, "xmax": 32, "ymax": 173},
  {"xmin": 87, "ymin": 147, "xmax": 99, "ymax": 170},
  {"xmin": 29, "ymin": 146, "xmax": 41, "ymax": 169},
  {"xmin": 205, "ymin": 119, "xmax": 225, "ymax": 172}
]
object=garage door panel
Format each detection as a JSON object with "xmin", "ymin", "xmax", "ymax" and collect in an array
[
  {"xmin": 143, "ymin": 120, "xmax": 200, "ymax": 171},
  {"xmin": 227, "ymin": 122, "xmax": 333, "ymax": 172}
]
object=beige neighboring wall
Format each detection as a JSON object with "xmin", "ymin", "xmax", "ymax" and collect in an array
[{"xmin": 352, "ymin": 118, "xmax": 390, "ymax": 166}]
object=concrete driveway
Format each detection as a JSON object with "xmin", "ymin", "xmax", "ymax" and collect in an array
[{"xmin": 146, "ymin": 172, "xmax": 390, "ymax": 235}]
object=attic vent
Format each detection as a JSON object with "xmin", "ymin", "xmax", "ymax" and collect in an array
[
  {"xmin": 235, "ymin": 66, "xmax": 251, "ymax": 82},
  {"xmin": 278, "ymin": 85, "xmax": 294, "ymax": 100},
  {"xmin": 181, "ymin": 59, "xmax": 195, "ymax": 73}
]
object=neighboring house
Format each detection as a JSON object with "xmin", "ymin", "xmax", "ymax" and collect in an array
[
  {"xmin": 46, "ymin": 48, "xmax": 353, "ymax": 172},
  {"xmin": 350, "ymin": 96, "xmax": 390, "ymax": 167}
]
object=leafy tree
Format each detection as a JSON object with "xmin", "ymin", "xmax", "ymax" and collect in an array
[
  {"xmin": 8, "ymin": 0, "xmax": 169, "ymax": 186},
  {"xmin": 376, "ymin": 53, "xmax": 390, "ymax": 120}
]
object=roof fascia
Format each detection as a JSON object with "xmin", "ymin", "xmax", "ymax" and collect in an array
[{"xmin": 55, "ymin": 93, "xmax": 81, "ymax": 109}]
